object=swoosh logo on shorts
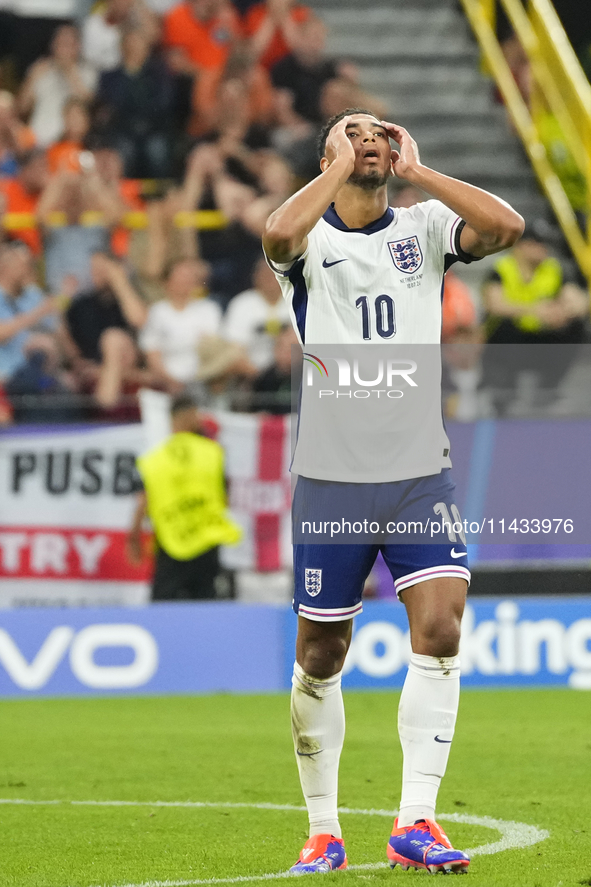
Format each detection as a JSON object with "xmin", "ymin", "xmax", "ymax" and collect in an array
[
  {"xmin": 450, "ymin": 548, "xmax": 466, "ymax": 558},
  {"xmin": 434, "ymin": 735, "xmax": 452, "ymax": 743},
  {"xmin": 322, "ymin": 258, "xmax": 348, "ymax": 268}
]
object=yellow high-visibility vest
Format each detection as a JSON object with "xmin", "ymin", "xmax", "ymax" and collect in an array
[
  {"xmin": 137, "ymin": 432, "xmax": 242, "ymax": 560},
  {"xmin": 491, "ymin": 254, "xmax": 563, "ymax": 333}
]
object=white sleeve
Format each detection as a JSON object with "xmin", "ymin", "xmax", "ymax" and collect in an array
[
  {"xmin": 422, "ymin": 200, "xmax": 462, "ymax": 264},
  {"xmin": 423, "ymin": 199, "xmax": 473, "ymax": 264}
]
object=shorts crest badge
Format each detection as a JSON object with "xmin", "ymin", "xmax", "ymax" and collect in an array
[
  {"xmin": 388, "ymin": 235, "xmax": 423, "ymax": 274},
  {"xmin": 305, "ymin": 568, "xmax": 322, "ymax": 597}
]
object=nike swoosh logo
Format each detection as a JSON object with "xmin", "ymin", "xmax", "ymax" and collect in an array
[
  {"xmin": 450, "ymin": 548, "xmax": 466, "ymax": 558},
  {"xmin": 322, "ymin": 258, "xmax": 348, "ymax": 268},
  {"xmin": 296, "ymin": 749, "xmax": 322, "ymax": 757},
  {"xmin": 434, "ymin": 735, "xmax": 452, "ymax": 743}
]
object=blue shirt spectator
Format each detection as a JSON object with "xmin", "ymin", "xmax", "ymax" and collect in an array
[
  {"xmin": 44, "ymin": 224, "xmax": 110, "ymax": 294},
  {"xmin": 0, "ymin": 243, "xmax": 59, "ymax": 380}
]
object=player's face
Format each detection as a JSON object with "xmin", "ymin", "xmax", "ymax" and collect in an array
[{"xmin": 340, "ymin": 115, "xmax": 392, "ymax": 190}]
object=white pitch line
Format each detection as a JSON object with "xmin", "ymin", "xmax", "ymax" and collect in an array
[
  {"xmin": 87, "ymin": 863, "xmax": 391, "ymax": 887},
  {"xmin": 0, "ymin": 799, "xmax": 549, "ymax": 887},
  {"xmin": 439, "ymin": 812, "xmax": 549, "ymax": 857}
]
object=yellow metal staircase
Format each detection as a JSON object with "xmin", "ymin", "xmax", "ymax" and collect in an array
[{"xmin": 460, "ymin": 0, "xmax": 591, "ymax": 289}]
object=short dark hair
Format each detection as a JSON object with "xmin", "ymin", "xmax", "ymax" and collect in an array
[
  {"xmin": 171, "ymin": 393, "xmax": 198, "ymax": 415},
  {"xmin": 316, "ymin": 107, "xmax": 380, "ymax": 160}
]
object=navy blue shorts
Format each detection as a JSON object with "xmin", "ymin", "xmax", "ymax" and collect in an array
[{"xmin": 293, "ymin": 469, "xmax": 470, "ymax": 621}]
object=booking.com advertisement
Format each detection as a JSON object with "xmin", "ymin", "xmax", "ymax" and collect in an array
[{"xmin": 0, "ymin": 597, "xmax": 590, "ymax": 697}]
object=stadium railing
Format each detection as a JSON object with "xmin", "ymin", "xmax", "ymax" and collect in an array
[
  {"xmin": 2, "ymin": 390, "xmax": 294, "ymax": 424},
  {"xmin": 459, "ymin": 0, "xmax": 591, "ymax": 293},
  {"xmin": 2, "ymin": 208, "xmax": 228, "ymax": 232}
]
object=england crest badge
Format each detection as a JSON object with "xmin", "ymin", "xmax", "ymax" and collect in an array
[
  {"xmin": 388, "ymin": 235, "xmax": 423, "ymax": 274},
  {"xmin": 305, "ymin": 568, "xmax": 322, "ymax": 597}
]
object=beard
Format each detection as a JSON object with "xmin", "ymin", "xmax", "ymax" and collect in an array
[{"xmin": 348, "ymin": 167, "xmax": 391, "ymax": 191}]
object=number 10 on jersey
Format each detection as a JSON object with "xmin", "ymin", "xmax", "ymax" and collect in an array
[{"xmin": 356, "ymin": 295, "xmax": 396, "ymax": 340}]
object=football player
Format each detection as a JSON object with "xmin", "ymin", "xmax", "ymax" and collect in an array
[{"xmin": 263, "ymin": 109, "xmax": 523, "ymax": 874}]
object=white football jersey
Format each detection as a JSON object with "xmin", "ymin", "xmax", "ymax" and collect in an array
[
  {"xmin": 265, "ymin": 199, "xmax": 476, "ymax": 483},
  {"xmin": 266, "ymin": 200, "xmax": 470, "ymax": 345}
]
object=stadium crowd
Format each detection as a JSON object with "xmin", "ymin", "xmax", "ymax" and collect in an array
[
  {"xmin": 0, "ymin": 0, "xmax": 392, "ymax": 423},
  {"xmin": 0, "ymin": 0, "xmax": 588, "ymax": 425}
]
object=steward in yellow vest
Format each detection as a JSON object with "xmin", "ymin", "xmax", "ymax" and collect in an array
[
  {"xmin": 483, "ymin": 223, "xmax": 587, "ymax": 343},
  {"xmin": 137, "ymin": 431, "xmax": 241, "ymax": 560},
  {"xmin": 488, "ymin": 252, "xmax": 562, "ymax": 335},
  {"xmin": 128, "ymin": 395, "xmax": 241, "ymax": 600},
  {"xmin": 481, "ymin": 224, "xmax": 587, "ymax": 415}
]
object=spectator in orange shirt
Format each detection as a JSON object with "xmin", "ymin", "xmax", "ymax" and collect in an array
[
  {"xmin": 47, "ymin": 98, "xmax": 91, "ymax": 174},
  {"xmin": 242, "ymin": 0, "xmax": 311, "ymax": 70},
  {"xmin": 0, "ymin": 148, "xmax": 50, "ymax": 256},
  {"xmin": 162, "ymin": 0, "xmax": 241, "ymax": 75}
]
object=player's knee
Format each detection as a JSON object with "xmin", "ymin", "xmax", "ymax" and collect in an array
[
  {"xmin": 414, "ymin": 615, "xmax": 462, "ymax": 658},
  {"xmin": 430, "ymin": 627, "xmax": 461, "ymax": 658},
  {"xmin": 298, "ymin": 635, "xmax": 349, "ymax": 680}
]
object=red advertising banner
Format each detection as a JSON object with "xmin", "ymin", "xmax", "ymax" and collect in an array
[
  {"xmin": 0, "ymin": 414, "xmax": 293, "ymax": 605},
  {"xmin": 0, "ymin": 528, "xmax": 151, "ymax": 581}
]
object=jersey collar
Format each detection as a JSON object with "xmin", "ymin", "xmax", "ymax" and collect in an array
[{"xmin": 322, "ymin": 203, "xmax": 394, "ymax": 234}]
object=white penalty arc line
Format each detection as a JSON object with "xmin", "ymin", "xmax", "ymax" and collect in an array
[{"xmin": 0, "ymin": 799, "xmax": 549, "ymax": 887}]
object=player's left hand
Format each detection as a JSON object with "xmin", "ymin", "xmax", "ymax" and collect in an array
[{"xmin": 380, "ymin": 121, "xmax": 421, "ymax": 179}]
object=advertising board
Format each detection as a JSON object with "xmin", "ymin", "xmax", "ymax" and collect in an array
[{"xmin": 0, "ymin": 598, "xmax": 589, "ymax": 697}]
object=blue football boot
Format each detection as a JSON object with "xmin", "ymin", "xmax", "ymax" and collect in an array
[{"xmin": 388, "ymin": 818, "xmax": 470, "ymax": 874}]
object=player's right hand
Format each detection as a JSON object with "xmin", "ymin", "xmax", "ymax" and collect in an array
[
  {"xmin": 324, "ymin": 116, "xmax": 356, "ymax": 169},
  {"xmin": 380, "ymin": 121, "xmax": 421, "ymax": 179}
]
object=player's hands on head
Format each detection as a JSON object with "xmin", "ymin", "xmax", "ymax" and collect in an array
[
  {"xmin": 324, "ymin": 115, "xmax": 356, "ymax": 170},
  {"xmin": 380, "ymin": 121, "xmax": 421, "ymax": 180}
]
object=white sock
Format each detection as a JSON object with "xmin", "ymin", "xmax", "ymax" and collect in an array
[
  {"xmin": 291, "ymin": 661, "xmax": 345, "ymax": 838},
  {"xmin": 397, "ymin": 653, "xmax": 461, "ymax": 827}
]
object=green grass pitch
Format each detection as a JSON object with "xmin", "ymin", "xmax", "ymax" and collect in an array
[{"xmin": 0, "ymin": 689, "xmax": 589, "ymax": 887}]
